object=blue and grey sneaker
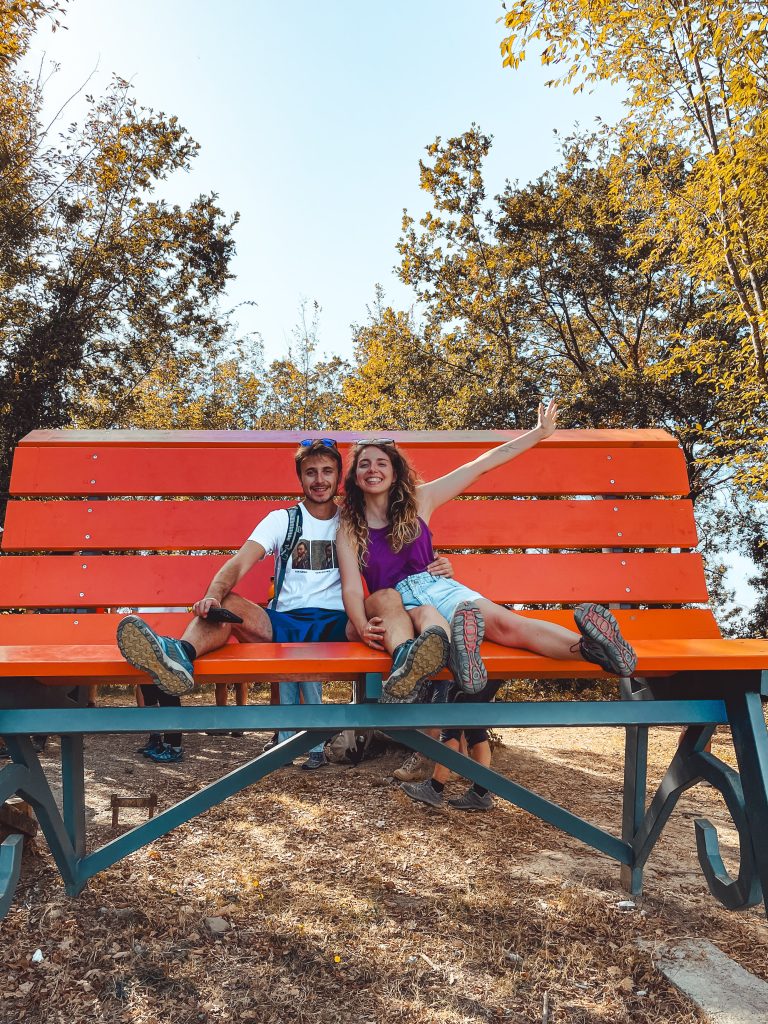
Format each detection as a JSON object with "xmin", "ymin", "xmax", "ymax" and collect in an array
[
  {"xmin": 117, "ymin": 615, "xmax": 195, "ymax": 696},
  {"xmin": 382, "ymin": 627, "xmax": 450, "ymax": 702},
  {"xmin": 573, "ymin": 603, "xmax": 637, "ymax": 677},
  {"xmin": 146, "ymin": 743, "xmax": 184, "ymax": 763},
  {"xmin": 448, "ymin": 786, "xmax": 493, "ymax": 811},
  {"xmin": 400, "ymin": 778, "xmax": 446, "ymax": 808},
  {"xmin": 137, "ymin": 732, "xmax": 163, "ymax": 756},
  {"xmin": 301, "ymin": 751, "xmax": 328, "ymax": 771}
]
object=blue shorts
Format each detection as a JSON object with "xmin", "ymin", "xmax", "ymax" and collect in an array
[
  {"xmin": 395, "ymin": 572, "xmax": 483, "ymax": 623},
  {"xmin": 265, "ymin": 607, "xmax": 349, "ymax": 643}
]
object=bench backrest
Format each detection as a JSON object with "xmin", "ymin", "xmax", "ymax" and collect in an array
[{"xmin": 0, "ymin": 428, "xmax": 721, "ymax": 643}]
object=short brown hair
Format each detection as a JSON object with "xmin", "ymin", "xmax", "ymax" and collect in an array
[{"xmin": 294, "ymin": 439, "xmax": 342, "ymax": 479}]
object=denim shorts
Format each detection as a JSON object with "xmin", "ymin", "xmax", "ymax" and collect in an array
[{"xmin": 394, "ymin": 572, "xmax": 483, "ymax": 623}]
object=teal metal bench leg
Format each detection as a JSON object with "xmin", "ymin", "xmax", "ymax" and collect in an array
[
  {"xmin": 725, "ymin": 690, "xmax": 768, "ymax": 919},
  {"xmin": 620, "ymin": 725, "xmax": 648, "ymax": 896},
  {"xmin": 61, "ymin": 734, "xmax": 87, "ymax": 862},
  {"xmin": 0, "ymin": 834, "xmax": 24, "ymax": 919},
  {"xmin": 2, "ymin": 736, "xmax": 81, "ymax": 898}
]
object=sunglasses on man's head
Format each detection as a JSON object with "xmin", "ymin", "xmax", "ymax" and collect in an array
[{"xmin": 300, "ymin": 438, "xmax": 337, "ymax": 448}]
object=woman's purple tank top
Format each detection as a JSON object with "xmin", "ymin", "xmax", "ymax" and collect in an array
[{"xmin": 362, "ymin": 517, "xmax": 435, "ymax": 593}]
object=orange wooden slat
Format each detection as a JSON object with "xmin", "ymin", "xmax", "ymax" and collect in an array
[
  {"xmin": 0, "ymin": 552, "xmax": 709, "ymax": 608},
  {"xmin": 18, "ymin": 428, "xmax": 681, "ymax": 449},
  {"xmin": 0, "ymin": 609, "xmax": 723, "ymax": 645},
  {"xmin": 1, "ymin": 498, "xmax": 700, "ymax": 551},
  {"xmin": 1, "ymin": 637, "xmax": 766, "ymax": 684},
  {"xmin": 9, "ymin": 445, "xmax": 691, "ymax": 497}
]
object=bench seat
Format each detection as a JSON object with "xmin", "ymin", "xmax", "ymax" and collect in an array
[
  {"xmin": 1, "ymin": 427, "xmax": 767, "ymax": 923},
  {"xmin": 2, "ymin": 639, "xmax": 768, "ymax": 683}
]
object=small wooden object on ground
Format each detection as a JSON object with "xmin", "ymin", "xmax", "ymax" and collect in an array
[
  {"xmin": 110, "ymin": 793, "xmax": 158, "ymax": 828},
  {"xmin": 0, "ymin": 797, "xmax": 38, "ymax": 839}
]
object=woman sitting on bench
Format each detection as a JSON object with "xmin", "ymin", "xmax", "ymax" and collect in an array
[{"xmin": 335, "ymin": 400, "xmax": 638, "ymax": 703}]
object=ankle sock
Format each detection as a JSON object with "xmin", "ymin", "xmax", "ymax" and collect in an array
[
  {"xmin": 179, "ymin": 640, "xmax": 196, "ymax": 661},
  {"xmin": 430, "ymin": 779, "xmax": 445, "ymax": 793},
  {"xmin": 473, "ymin": 784, "xmax": 488, "ymax": 797}
]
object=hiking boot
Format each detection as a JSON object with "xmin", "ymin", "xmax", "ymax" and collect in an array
[
  {"xmin": 301, "ymin": 751, "xmax": 328, "ymax": 771},
  {"xmin": 448, "ymin": 601, "xmax": 487, "ymax": 694},
  {"xmin": 137, "ymin": 733, "xmax": 163, "ymax": 756},
  {"xmin": 117, "ymin": 615, "xmax": 195, "ymax": 696},
  {"xmin": 393, "ymin": 751, "xmax": 435, "ymax": 782},
  {"xmin": 448, "ymin": 787, "xmax": 494, "ymax": 812},
  {"xmin": 574, "ymin": 604, "xmax": 637, "ymax": 677},
  {"xmin": 229, "ymin": 730, "xmax": 245, "ymax": 737},
  {"xmin": 400, "ymin": 779, "xmax": 446, "ymax": 808},
  {"xmin": 383, "ymin": 627, "xmax": 450, "ymax": 702},
  {"xmin": 146, "ymin": 743, "xmax": 184, "ymax": 763}
]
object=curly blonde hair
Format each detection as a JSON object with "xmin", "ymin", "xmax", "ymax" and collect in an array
[{"xmin": 341, "ymin": 442, "xmax": 422, "ymax": 567}]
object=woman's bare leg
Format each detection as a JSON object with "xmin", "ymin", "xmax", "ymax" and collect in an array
[
  {"xmin": 477, "ymin": 599, "xmax": 579, "ymax": 659},
  {"xmin": 408, "ymin": 605, "xmax": 449, "ymax": 636}
]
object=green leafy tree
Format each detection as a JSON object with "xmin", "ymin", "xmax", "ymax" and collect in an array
[
  {"xmin": 0, "ymin": 7, "xmax": 239, "ymax": 496},
  {"xmin": 499, "ymin": 0, "xmax": 768, "ymax": 494}
]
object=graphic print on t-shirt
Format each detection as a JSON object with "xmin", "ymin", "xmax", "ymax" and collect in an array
[
  {"xmin": 292, "ymin": 539, "xmax": 312, "ymax": 570},
  {"xmin": 311, "ymin": 539, "xmax": 337, "ymax": 570},
  {"xmin": 291, "ymin": 538, "xmax": 337, "ymax": 571}
]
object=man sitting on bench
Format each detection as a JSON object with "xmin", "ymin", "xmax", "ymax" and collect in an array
[{"xmin": 116, "ymin": 438, "xmax": 454, "ymax": 766}]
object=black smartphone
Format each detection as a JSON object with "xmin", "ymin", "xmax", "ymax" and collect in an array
[{"xmin": 205, "ymin": 607, "xmax": 243, "ymax": 624}]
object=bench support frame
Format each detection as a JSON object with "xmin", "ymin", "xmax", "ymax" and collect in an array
[{"xmin": 0, "ymin": 671, "xmax": 766, "ymax": 922}]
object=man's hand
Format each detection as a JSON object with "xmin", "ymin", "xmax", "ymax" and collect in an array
[
  {"xmin": 537, "ymin": 397, "xmax": 558, "ymax": 437},
  {"xmin": 427, "ymin": 555, "xmax": 455, "ymax": 578},
  {"xmin": 361, "ymin": 615, "xmax": 386, "ymax": 651},
  {"xmin": 192, "ymin": 596, "xmax": 221, "ymax": 618}
]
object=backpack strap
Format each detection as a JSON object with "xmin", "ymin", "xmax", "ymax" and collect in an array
[{"xmin": 270, "ymin": 504, "xmax": 304, "ymax": 610}]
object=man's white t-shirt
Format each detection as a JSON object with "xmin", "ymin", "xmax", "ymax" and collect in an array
[{"xmin": 247, "ymin": 506, "xmax": 343, "ymax": 612}]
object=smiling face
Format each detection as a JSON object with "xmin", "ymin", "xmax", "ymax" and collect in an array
[
  {"xmin": 354, "ymin": 445, "xmax": 396, "ymax": 496},
  {"xmin": 299, "ymin": 453, "xmax": 340, "ymax": 507}
]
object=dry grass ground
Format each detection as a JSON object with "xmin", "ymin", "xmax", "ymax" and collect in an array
[{"xmin": 1, "ymin": 684, "xmax": 767, "ymax": 1024}]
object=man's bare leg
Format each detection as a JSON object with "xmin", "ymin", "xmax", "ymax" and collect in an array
[{"xmin": 182, "ymin": 592, "xmax": 273, "ymax": 656}]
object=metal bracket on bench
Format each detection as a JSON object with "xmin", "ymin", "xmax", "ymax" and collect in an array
[{"xmin": 630, "ymin": 724, "xmax": 762, "ymax": 911}]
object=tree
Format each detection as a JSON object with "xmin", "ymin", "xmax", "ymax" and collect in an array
[
  {"xmin": 0, "ymin": 7, "xmax": 240, "ymax": 496},
  {"xmin": 499, "ymin": 0, "xmax": 768, "ymax": 494},
  {"xmin": 258, "ymin": 300, "xmax": 350, "ymax": 430}
]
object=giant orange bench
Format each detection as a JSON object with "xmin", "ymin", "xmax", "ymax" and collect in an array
[{"xmin": 0, "ymin": 428, "xmax": 767, "ymax": 920}]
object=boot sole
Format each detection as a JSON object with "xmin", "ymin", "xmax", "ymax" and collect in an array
[
  {"xmin": 383, "ymin": 627, "xmax": 450, "ymax": 701},
  {"xmin": 449, "ymin": 602, "xmax": 487, "ymax": 694},
  {"xmin": 117, "ymin": 616, "xmax": 195, "ymax": 696},
  {"xmin": 574, "ymin": 604, "xmax": 637, "ymax": 676}
]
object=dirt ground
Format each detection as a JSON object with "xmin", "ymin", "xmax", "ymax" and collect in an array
[{"xmin": 1, "ymin": 684, "xmax": 767, "ymax": 1024}]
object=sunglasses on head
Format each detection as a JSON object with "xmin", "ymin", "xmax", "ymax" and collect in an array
[
  {"xmin": 300, "ymin": 438, "xmax": 337, "ymax": 448},
  {"xmin": 355, "ymin": 438, "xmax": 396, "ymax": 446}
]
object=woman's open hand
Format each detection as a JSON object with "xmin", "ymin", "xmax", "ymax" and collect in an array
[
  {"xmin": 537, "ymin": 398, "xmax": 558, "ymax": 437},
  {"xmin": 427, "ymin": 555, "xmax": 455, "ymax": 578}
]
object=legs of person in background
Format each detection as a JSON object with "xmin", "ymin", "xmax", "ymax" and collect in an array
[
  {"xmin": 139, "ymin": 683, "xmax": 183, "ymax": 763},
  {"xmin": 87, "ymin": 684, "xmax": 98, "ymax": 708},
  {"xmin": 213, "ymin": 683, "xmax": 250, "ymax": 736},
  {"xmin": 276, "ymin": 681, "xmax": 327, "ymax": 770}
]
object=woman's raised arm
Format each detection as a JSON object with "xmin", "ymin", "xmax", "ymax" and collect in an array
[{"xmin": 417, "ymin": 399, "xmax": 558, "ymax": 519}]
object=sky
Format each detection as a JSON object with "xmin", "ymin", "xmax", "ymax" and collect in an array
[
  {"xmin": 22, "ymin": 0, "xmax": 757, "ymax": 610},
  {"xmin": 24, "ymin": 0, "xmax": 624, "ymax": 361}
]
